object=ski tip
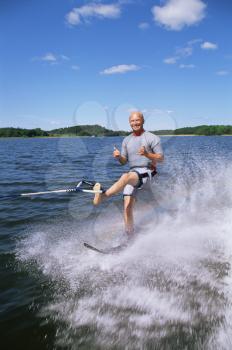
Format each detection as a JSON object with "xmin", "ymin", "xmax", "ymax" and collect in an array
[{"xmin": 83, "ymin": 242, "xmax": 128, "ymax": 255}]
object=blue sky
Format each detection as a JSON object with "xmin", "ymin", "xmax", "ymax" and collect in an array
[{"xmin": 0, "ymin": 0, "xmax": 231, "ymax": 131}]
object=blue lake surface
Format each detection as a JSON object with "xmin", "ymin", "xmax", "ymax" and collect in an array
[{"xmin": 1, "ymin": 136, "xmax": 232, "ymax": 349}]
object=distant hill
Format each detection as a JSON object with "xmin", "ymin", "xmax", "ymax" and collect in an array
[
  {"xmin": 48, "ymin": 124, "xmax": 128, "ymax": 137},
  {"xmin": 0, "ymin": 124, "xmax": 232, "ymax": 137}
]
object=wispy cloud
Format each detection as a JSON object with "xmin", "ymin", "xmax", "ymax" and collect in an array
[
  {"xmin": 100, "ymin": 64, "xmax": 140, "ymax": 75},
  {"xmin": 32, "ymin": 53, "xmax": 80, "ymax": 71},
  {"xmin": 152, "ymin": 0, "xmax": 206, "ymax": 31},
  {"xmin": 163, "ymin": 57, "xmax": 178, "ymax": 64},
  {"xmin": 164, "ymin": 39, "xmax": 200, "ymax": 65},
  {"xmin": 179, "ymin": 64, "xmax": 195, "ymax": 69},
  {"xmin": 33, "ymin": 53, "xmax": 70, "ymax": 65},
  {"xmin": 187, "ymin": 38, "xmax": 202, "ymax": 46},
  {"xmin": 201, "ymin": 41, "xmax": 218, "ymax": 50},
  {"xmin": 66, "ymin": 3, "xmax": 121, "ymax": 26},
  {"xmin": 176, "ymin": 46, "xmax": 193, "ymax": 57},
  {"xmin": 138, "ymin": 22, "xmax": 149, "ymax": 30},
  {"xmin": 60, "ymin": 55, "xmax": 70, "ymax": 61},
  {"xmin": 41, "ymin": 53, "xmax": 57, "ymax": 62},
  {"xmin": 71, "ymin": 65, "xmax": 80, "ymax": 71},
  {"xmin": 216, "ymin": 70, "xmax": 229, "ymax": 76}
]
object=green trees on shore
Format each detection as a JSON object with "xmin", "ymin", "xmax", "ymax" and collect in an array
[
  {"xmin": 49, "ymin": 124, "xmax": 128, "ymax": 136},
  {"xmin": 0, "ymin": 124, "xmax": 232, "ymax": 137},
  {"xmin": 0, "ymin": 125, "xmax": 127, "ymax": 137},
  {"xmin": 174, "ymin": 125, "xmax": 232, "ymax": 135},
  {"xmin": 0, "ymin": 128, "xmax": 49, "ymax": 137}
]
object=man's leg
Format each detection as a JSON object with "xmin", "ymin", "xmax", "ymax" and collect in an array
[
  {"xmin": 123, "ymin": 195, "xmax": 136, "ymax": 237},
  {"xmin": 93, "ymin": 172, "xmax": 139, "ymax": 205}
]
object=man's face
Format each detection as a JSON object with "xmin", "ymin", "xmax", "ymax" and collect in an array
[{"xmin": 129, "ymin": 113, "xmax": 144, "ymax": 132}]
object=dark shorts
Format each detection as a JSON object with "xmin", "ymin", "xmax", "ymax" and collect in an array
[{"xmin": 123, "ymin": 167, "xmax": 156, "ymax": 197}]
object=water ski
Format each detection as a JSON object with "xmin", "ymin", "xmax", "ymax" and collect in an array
[{"xmin": 83, "ymin": 242, "xmax": 127, "ymax": 255}]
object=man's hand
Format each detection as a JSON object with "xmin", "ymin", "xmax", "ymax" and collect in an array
[
  {"xmin": 113, "ymin": 145, "xmax": 127, "ymax": 165},
  {"xmin": 113, "ymin": 146, "xmax": 121, "ymax": 159},
  {"xmin": 138, "ymin": 146, "xmax": 164, "ymax": 162},
  {"xmin": 138, "ymin": 146, "xmax": 148, "ymax": 156}
]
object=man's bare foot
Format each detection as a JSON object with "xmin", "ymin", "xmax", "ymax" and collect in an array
[
  {"xmin": 125, "ymin": 227, "xmax": 135, "ymax": 239},
  {"xmin": 93, "ymin": 183, "xmax": 102, "ymax": 205}
]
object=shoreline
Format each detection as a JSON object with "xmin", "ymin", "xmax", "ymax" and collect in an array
[{"xmin": 1, "ymin": 134, "xmax": 232, "ymax": 139}]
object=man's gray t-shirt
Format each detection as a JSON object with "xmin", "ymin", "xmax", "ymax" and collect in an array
[{"xmin": 121, "ymin": 131, "xmax": 163, "ymax": 169}]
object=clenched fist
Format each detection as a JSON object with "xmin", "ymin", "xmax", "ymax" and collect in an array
[
  {"xmin": 113, "ymin": 146, "xmax": 121, "ymax": 158},
  {"xmin": 138, "ymin": 146, "xmax": 148, "ymax": 156}
]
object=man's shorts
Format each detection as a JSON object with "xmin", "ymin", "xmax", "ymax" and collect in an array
[{"xmin": 123, "ymin": 167, "xmax": 156, "ymax": 197}]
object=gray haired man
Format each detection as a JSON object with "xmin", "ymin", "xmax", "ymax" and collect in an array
[{"xmin": 93, "ymin": 111, "xmax": 164, "ymax": 236}]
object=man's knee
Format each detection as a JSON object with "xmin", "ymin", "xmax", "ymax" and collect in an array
[
  {"xmin": 121, "ymin": 173, "xmax": 129, "ymax": 180},
  {"xmin": 121, "ymin": 172, "xmax": 138, "ymax": 186},
  {"xmin": 128, "ymin": 172, "xmax": 139, "ymax": 186}
]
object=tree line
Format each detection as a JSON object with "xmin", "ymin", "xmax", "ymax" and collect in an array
[
  {"xmin": 0, "ymin": 128, "xmax": 49, "ymax": 137},
  {"xmin": 0, "ymin": 125, "xmax": 128, "ymax": 137},
  {"xmin": 0, "ymin": 124, "xmax": 232, "ymax": 137},
  {"xmin": 49, "ymin": 124, "xmax": 128, "ymax": 136},
  {"xmin": 173, "ymin": 125, "xmax": 232, "ymax": 136}
]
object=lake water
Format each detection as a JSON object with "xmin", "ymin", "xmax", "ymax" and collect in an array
[{"xmin": 1, "ymin": 136, "xmax": 232, "ymax": 349}]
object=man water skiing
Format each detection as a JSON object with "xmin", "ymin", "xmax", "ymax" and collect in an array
[{"xmin": 93, "ymin": 111, "xmax": 164, "ymax": 236}]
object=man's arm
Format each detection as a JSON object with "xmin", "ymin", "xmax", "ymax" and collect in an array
[
  {"xmin": 113, "ymin": 147, "xmax": 127, "ymax": 165},
  {"xmin": 138, "ymin": 146, "xmax": 164, "ymax": 162}
]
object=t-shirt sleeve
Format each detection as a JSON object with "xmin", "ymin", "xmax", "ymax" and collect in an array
[
  {"xmin": 121, "ymin": 138, "xmax": 128, "ymax": 159},
  {"xmin": 151, "ymin": 135, "xmax": 163, "ymax": 155}
]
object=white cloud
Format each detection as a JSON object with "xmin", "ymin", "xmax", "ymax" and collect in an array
[
  {"xmin": 216, "ymin": 70, "xmax": 229, "ymax": 76},
  {"xmin": 138, "ymin": 22, "xmax": 149, "ymax": 30},
  {"xmin": 66, "ymin": 10, "xmax": 81, "ymax": 26},
  {"xmin": 66, "ymin": 3, "xmax": 121, "ymax": 26},
  {"xmin": 152, "ymin": 0, "xmax": 206, "ymax": 31},
  {"xmin": 176, "ymin": 46, "xmax": 193, "ymax": 57},
  {"xmin": 101, "ymin": 64, "xmax": 140, "ymax": 75},
  {"xmin": 71, "ymin": 65, "xmax": 80, "ymax": 71},
  {"xmin": 41, "ymin": 53, "xmax": 57, "ymax": 62},
  {"xmin": 60, "ymin": 55, "xmax": 70, "ymax": 61},
  {"xmin": 163, "ymin": 39, "xmax": 200, "ymax": 65},
  {"xmin": 164, "ymin": 57, "xmax": 178, "ymax": 64},
  {"xmin": 179, "ymin": 64, "xmax": 195, "ymax": 68},
  {"xmin": 187, "ymin": 38, "xmax": 202, "ymax": 46},
  {"xmin": 201, "ymin": 41, "xmax": 218, "ymax": 50},
  {"xmin": 33, "ymin": 53, "xmax": 71, "ymax": 66}
]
